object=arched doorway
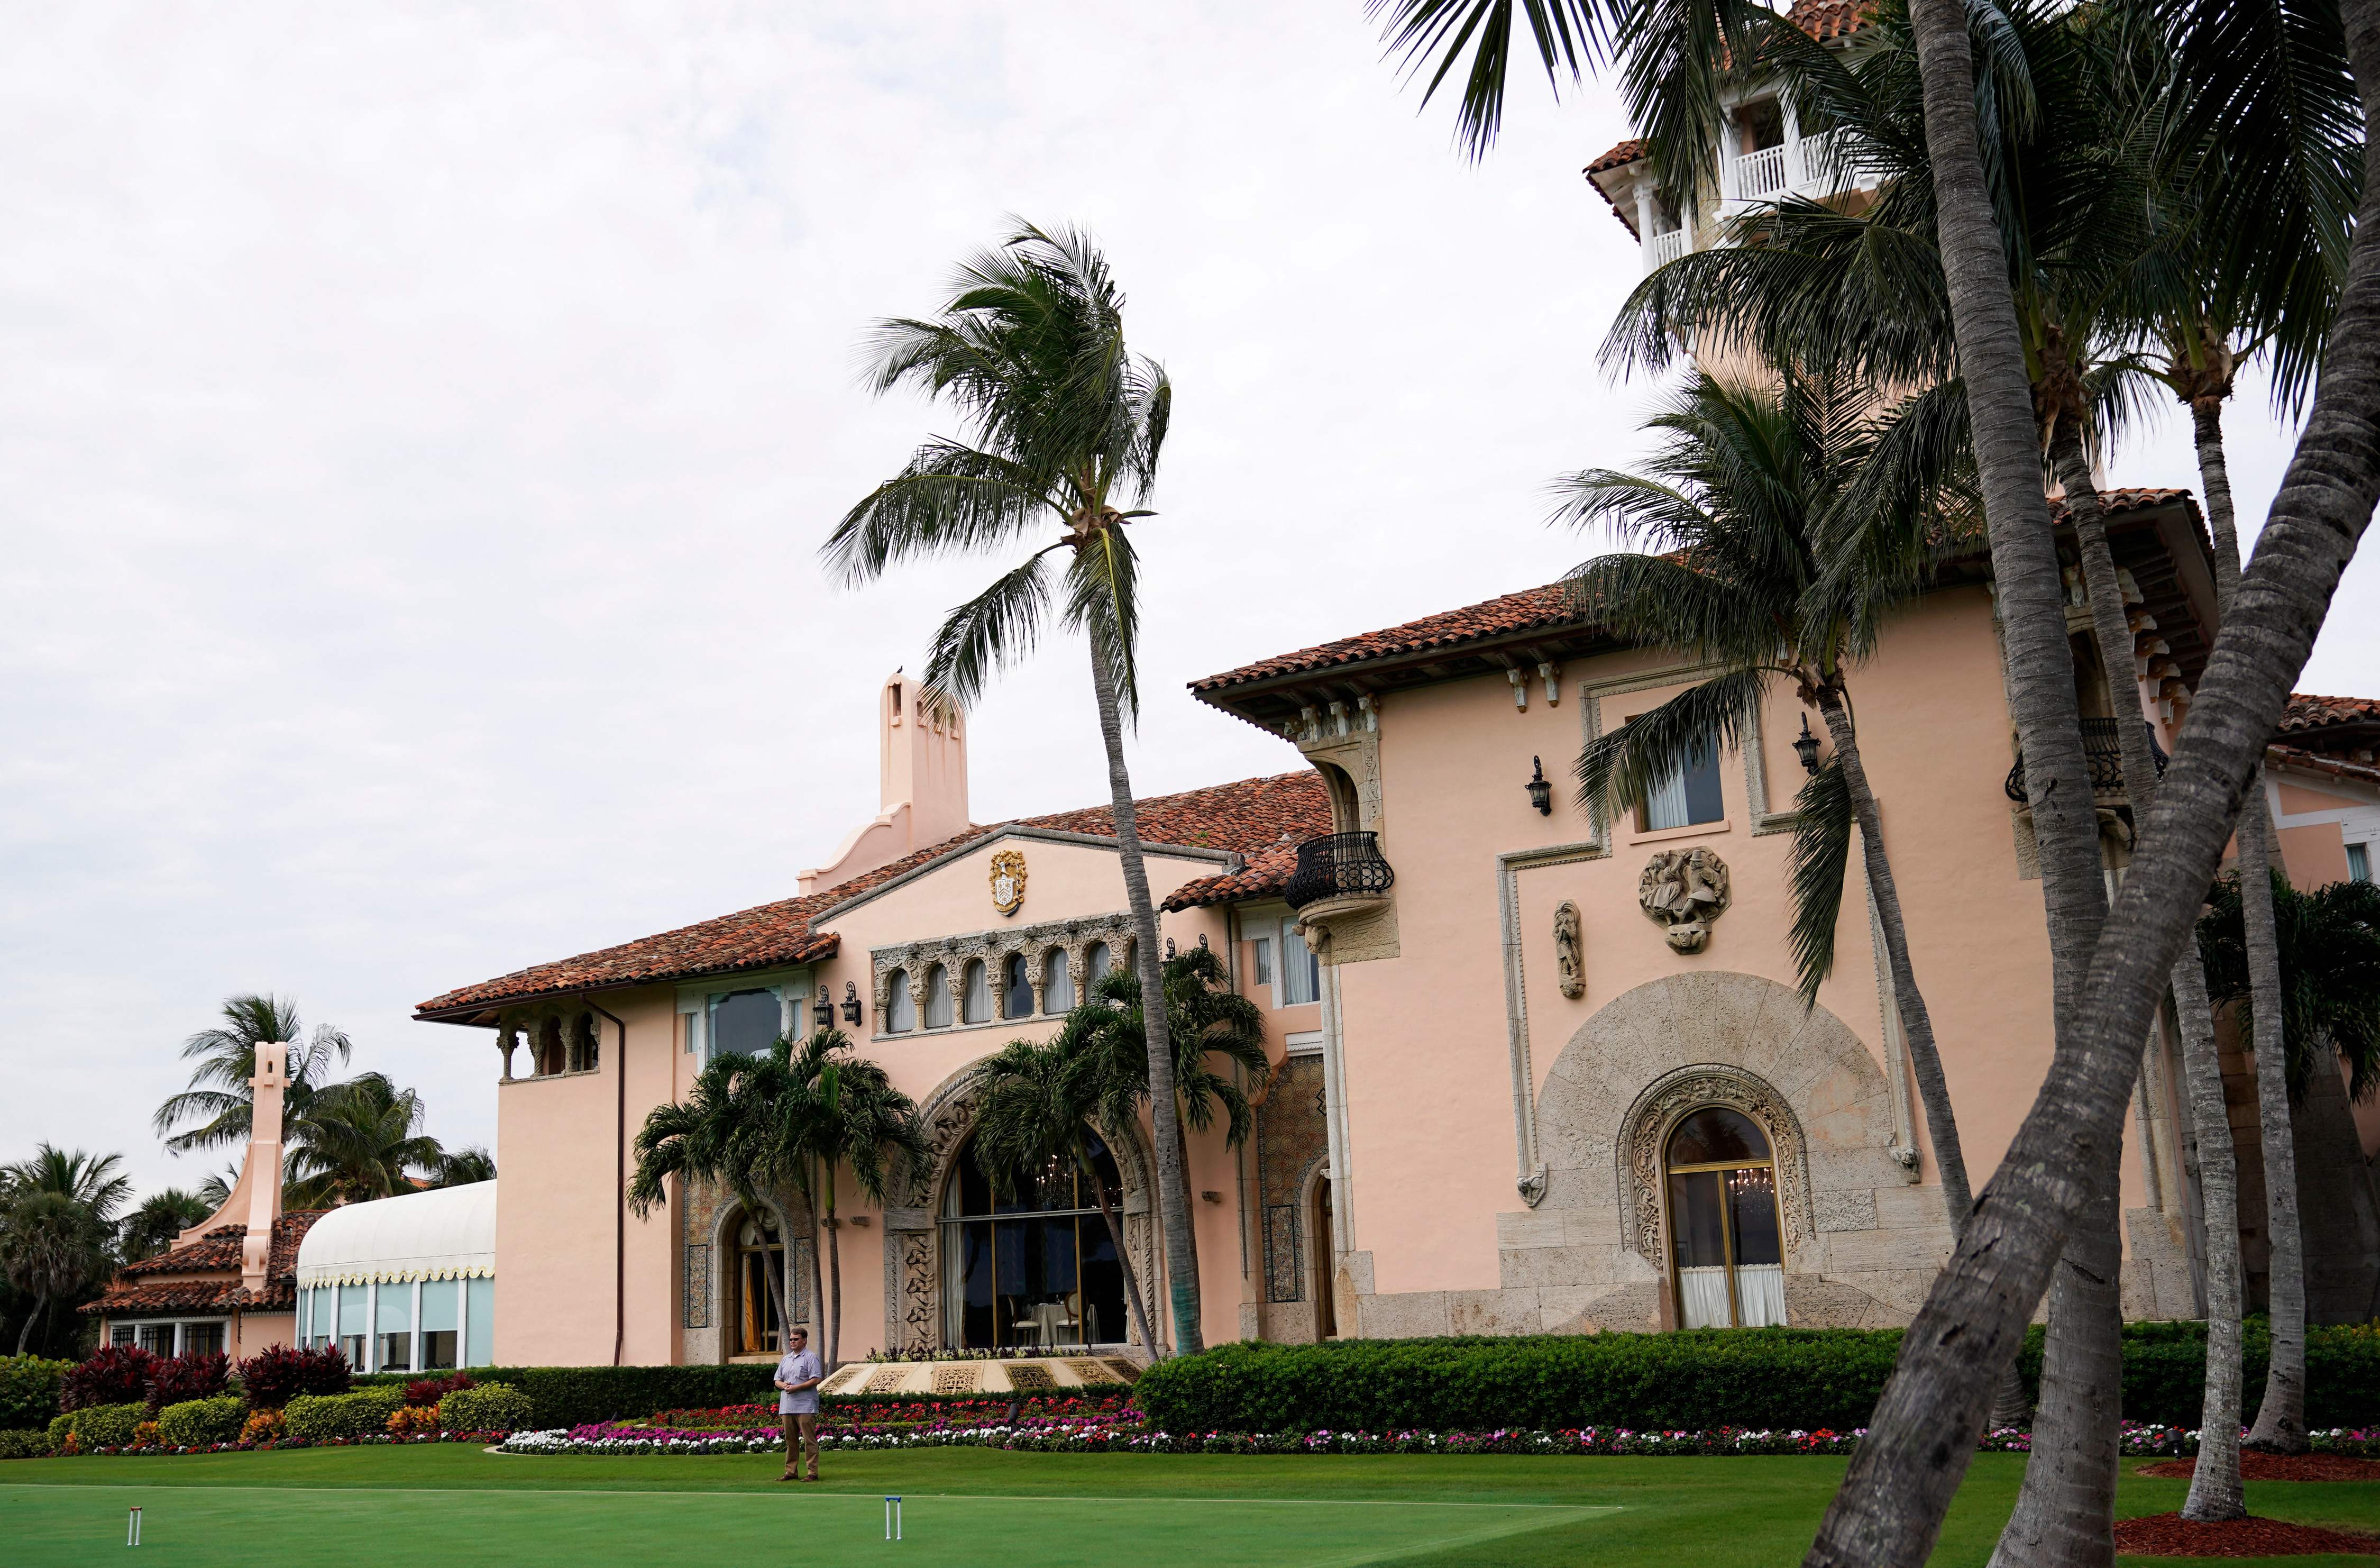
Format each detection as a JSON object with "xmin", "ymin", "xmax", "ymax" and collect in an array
[
  {"xmin": 728, "ymin": 1209, "xmax": 788, "ymax": 1358},
  {"xmin": 1664, "ymin": 1107, "xmax": 1786, "ymax": 1328},
  {"xmin": 1311, "ymin": 1174, "xmax": 1338, "ymax": 1338},
  {"xmin": 939, "ymin": 1130, "xmax": 1129, "ymax": 1351}
]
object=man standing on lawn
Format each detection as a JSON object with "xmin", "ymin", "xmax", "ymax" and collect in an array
[{"xmin": 774, "ymin": 1326, "xmax": 825, "ymax": 1482}]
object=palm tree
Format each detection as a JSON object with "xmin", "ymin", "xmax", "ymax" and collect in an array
[
  {"xmin": 775, "ymin": 1029, "xmax": 929, "ymax": 1366},
  {"xmin": 195, "ymin": 1165, "xmax": 240, "ymax": 1210},
  {"xmin": 2201, "ymin": 874, "xmax": 2380, "ymax": 1109},
  {"xmin": 428, "ymin": 1147, "xmax": 498, "ymax": 1188},
  {"xmin": 282, "ymin": 1075, "xmax": 445, "ymax": 1208},
  {"xmin": 822, "ymin": 221, "xmax": 1207, "ymax": 1351},
  {"xmin": 154, "ymin": 993, "xmax": 353, "ymax": 1155},
  {"xmin": 5, "ymin": 1145, "xmax": 134, "ymax": 1225},
  {"xmin": 628, "ymin": 1045, "xmax": 805, "ymax": 1347},
  {"xmin": 969, "ymin": 1035, "xmax": 1161, "ymax": 1355},
  {"xmin": 118, "ymin": 1188, "xmax": 213, "ymax": 1262},
  {"xmin": 1559, "ymin": 369, "xmax": 1982, "ymax": 1244},
  {"xmin": 0, "ymin": 1188, "xmax": 112, "ymax": 1355}
]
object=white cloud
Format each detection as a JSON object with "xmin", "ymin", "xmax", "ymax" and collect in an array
[{"xmin": 0, "ymin": 2, "xmax": 2360, "ymax": 1196}]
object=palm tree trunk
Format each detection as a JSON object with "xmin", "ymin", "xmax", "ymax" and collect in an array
[
  {"xmin": 823, "ymin": 1180, "xmax": 843, "ymax": 1369},
  {"xmin": 1085, "ymin": 1147, "xmax": 1158, "ymax": 1355},
  {"xmin": 807, "ymin": 1192, "xmax": 828, "ymax": 1363},
  {"xmin": 1801, "ymin": 7, "xmax": 2380, "ymax": 1536},
  {"xmin": 1814, "ymin": 691, "xmax": 2030, "ymax": 1428},
  {"xmin": 1087, "ymin": 642, "xmax": 1201, "ymax": 1355},
  {"xmin": 15, "ymin": 1293, "xmax": 43, "ymax": 1356}
]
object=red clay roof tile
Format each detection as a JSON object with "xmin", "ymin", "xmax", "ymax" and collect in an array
[{"xmin": 88, "ymin": 1211, "xmax": 324, "ymax": 1316}]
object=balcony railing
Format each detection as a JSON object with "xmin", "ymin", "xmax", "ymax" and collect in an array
[
  {"xmin": 1644, "ymin": 226, "xmax": 1688, "ymax": 272},
  {"xmin": 1283, "ymin": 832, "xmax": 1396, "ymax": 911},
  {"xmin": 1728, "ymin": 142, "xmax": 1790, "ymax": 201},
  {"xmin": 2003, "ymin": 718, "xmax": 2171, "ymax": 804}
]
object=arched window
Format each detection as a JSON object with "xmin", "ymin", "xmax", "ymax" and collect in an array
[
  {"xmin": 1002, "ymin": 954, "xmax": 1033, "ymax": 1019},
  {"xmin": 923, "ymin": 964, "xmax": 953, "ymax": 1029},
  {"xmin": 962, "ymin": 960, "xmax": 991, "ymax": 1024},
  {"xmin": 1042, "ymin": 951, "xmax": 1075, "ymax": 1014},
  {"xmin": 733, "ymin": 1211, "xmax": 788, "ymax": 1356},
  {"xmin": 1664, "ymin": 1107, "xmax": 1785, "ymax": 1328},
  {"xmin": 1084, "ymin": 941, "xmax": 1112, "ymax": 987},
  {"xmin": 884, "ymin": 971, "xmax": 915, "ymax": 1034},
  {"xmin": 940, "ymin": 1130, "xmax": 1128, "ymax": 1351}
]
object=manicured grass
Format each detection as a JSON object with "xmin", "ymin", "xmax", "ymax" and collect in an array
[{"xmin": 5, "ymin": 1444, "xmax": 2377, "ymax": 1566}]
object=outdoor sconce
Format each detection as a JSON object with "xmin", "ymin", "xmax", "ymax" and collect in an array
[
  {"xmin": 1525, "ymin": 756, "xmax": 1553, "ymax": 816},
  {"xmin": 840, "ymin": 982, "xmax": 862, "ymax": 1024},
  {"xmin": 1794, "ymin": 716, "xmax": 1823, "ymax": 775},
  {"xmin": 813, "ymin": 984, "xmax": 834, "ymax": 1029}
]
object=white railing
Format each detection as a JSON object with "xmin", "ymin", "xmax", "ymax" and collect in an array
[
  {"xmin": 1791, "ymin": 129, "xmax": 1848, "ymax": 190},
  {"xmin": 1728, "ymin": 142, "xmax": 1790, "ymax": 201},
  {"xmin": 1643, "ymin": 227, "xmax": 1687, "ymax": 272}
]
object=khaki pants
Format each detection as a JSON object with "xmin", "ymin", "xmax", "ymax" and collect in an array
[{"xmin": 782, "ymin": 1412, "xmax": 819, "ymax": 1477}]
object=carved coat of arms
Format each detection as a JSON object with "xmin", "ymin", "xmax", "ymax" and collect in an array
[
  {"xmin": 988, "ymin": 848, "xmax": 1028, "ymax": 917},
  {"xmin": 1638, "ymin": 847, "xmax": 1731, "ymax": 953}
]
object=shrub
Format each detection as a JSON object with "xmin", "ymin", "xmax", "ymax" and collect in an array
[
  {"xmin": 132, "ymin": 1420, "xmax": 160, "ymax": 1448},
  {"xmin": 387, "ymin": 1403, "xmax": 440, "ymax": 1435},
  {"xmin": 47, "ymin": 1402, "xmax": 144, "ymax": 1451},
  {"xmin": 438, "ymin": 1383, "xmax": 535, "ymax": 1434},
  {"xmin": 145, "ymin": 1352, "xmax": 231, "ymax": 1414},
  {"xmin": 2019, "ymin": 1318, "xmax": 2380, "ymax": 1428},
  {"xmin": 0, "ymin": 1356, "xmax": 70, "ymax": 1430},
  {"xmin": 284, "ymin": 1386, "xmax": 402, "ymax": 1442},
  {"xmin": 236, "ymin": 1344, "xmax": 350, "ymax": 1410},
  {"xmin": 61, "ymin": 1346, "xmax": 157, "ymax": 1411},
  {"xmin": 155, "ymin": 1396, "xmax": 246, "ymax": 1448},
  {"xmin": 404, "ymin": 1371, "xmax": 473, "ymax": 1408},
  {"xmin": 239, "ymin": 1408, "xmax": 286, "ymax": 1445},
  {"xmin": 0, "ymin": 1426, "xmax": 54, "ymax": 1460}
]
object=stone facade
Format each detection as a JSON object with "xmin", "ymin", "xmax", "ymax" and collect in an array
[
  {"xmin": 680, "ymin": 1174, "xmax": 813, "ymax": 1365},
  {"xmin": 1252, "ymin": 1054, "xmax": 1330, "ymax": 1341}
]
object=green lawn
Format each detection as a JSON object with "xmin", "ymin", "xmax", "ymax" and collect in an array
[{"xmin": 5, "ymin": 1444, "xmax": 2376, "ymax": 1567}]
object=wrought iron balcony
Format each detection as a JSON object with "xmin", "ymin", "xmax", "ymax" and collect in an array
[
  {"xmin": 2003, "ymin": 718, "xmax": 2170, "ymax": 804},
  {"xmin": 1283, "ymin": 832, "xmax": 1396, "ymax": 911}
]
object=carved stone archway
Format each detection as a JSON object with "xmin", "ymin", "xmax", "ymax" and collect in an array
[
  {"xmin": 880, "ymin": 1060, "xmax": 1158, "ymax": 1355},
  {"xmin": 1618, "ymin": 1063, "xmax": 1814, "ymax": 1271}
]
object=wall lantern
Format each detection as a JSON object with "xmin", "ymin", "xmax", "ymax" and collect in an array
[
  {"xmin": 1794, "ymin": 716, "xmax": 1823, "ymax": 774},
  {"xmin": 1525, "ymin": 756, "xmax": 1553, "ymax": 816},
  {"xmin": 813, "ymin": 984, "xmax": 835, "ymax": 1029},
  {"xmin": 840, "ymin": 982, "xmax": 862, "ymax": 1024}
]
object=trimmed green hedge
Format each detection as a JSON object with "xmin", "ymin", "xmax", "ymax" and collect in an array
[
  {"xmin": 438, "ymin": 1384, "xmax": 534, "ymax": 1433},
  {"xmin": 345, "ymin": 1364, "xmax": 1123, "ymax": 1428},
  {"xmin": 0, "ymin": 1356, "xmax": 69, "ymax": 1430},
  {"xmin": 47, "ymin": 1402, "xmax": 143, "ymax": 1451},
  {"xmin": 156, "ymin": 1396, "xmax": 246, "ymax": 1448},
  {"xmin": 285, "ymin": 1387, "xmax": 402, "ymax": 1442},
  {"xmin": 1137, "ymin": 1323, "xmax": 2380, "ymax": 1435},
  {"xmin": 0, "ymin": 1426, "xmax": 53, "ymax": 1460}
]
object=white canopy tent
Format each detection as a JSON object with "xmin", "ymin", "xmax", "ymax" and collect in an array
[{"xmin": 293, "ymin": 1182, "xmax": 498, "ymax": 1373}]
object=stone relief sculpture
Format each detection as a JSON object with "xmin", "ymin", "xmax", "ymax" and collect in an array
[
  {"xmin": 1553, "ymin": 900, "xmax": 1584, "ymax": 998},
  {"xmin": 1638, "ymin": 847, "xmax": 1732, "ymax": 953}
]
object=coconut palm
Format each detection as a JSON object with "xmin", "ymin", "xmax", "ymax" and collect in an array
[
  {"xmin": 154, "ymin": 993, "xmax": 354, "ymax": 1155},
  {"xmin": 2201, "ymin": 874, "xmax": 2380, "ymax": 1108},
  {"xmin": 4, "ymin": 1145, "xmax": 134, "ymax": 1225},
  {"xmin": 0, "ymin": 1188, "xmax": 112, "ymax": 1355},
  {"xmin": 428, "ymin": 1147, "xmax": 498, "ymax": 1188},
  {"xmin": 195, "ymin": 1166, "xmax": 240, "ymax": 1210},
  {"xmin": 968, "ymin": 1034, "xmax": 1160, "ymax": 1355},
  {"xmin": 822, "ymin": 221, "xmax": 1205, "ymax": 1351},
  {"xmin": 1560, "ymin": 368, "xmax": 1982, "ymax": 1246},
  {"xmin": 118, "ymin": 1188, "xmax": 213, "ymax": 1262},
  {"xmin": 774, "ymin": 1029, "xmax": 928, "ymax": 1366},
  {"xmin": 281, "ymin": 1075, "xmax": 445, "ymax": 1208}
]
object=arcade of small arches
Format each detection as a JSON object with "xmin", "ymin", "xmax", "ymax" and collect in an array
[
  {"xmin": 871, "ymin": 916, "xmax": 1138, "ymax": 1039},
  {"xmin": 491, "ymin": 1008, "xmax": 602, "ymax": 1080}
]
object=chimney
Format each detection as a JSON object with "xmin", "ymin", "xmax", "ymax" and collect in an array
[
  {"xmin": 798, "ymin": 673, "xmax": 973, "ymax": 894},
  {"xmin": 176, "ymin": 1041, "xmax": 289, "ymax": 1281}
]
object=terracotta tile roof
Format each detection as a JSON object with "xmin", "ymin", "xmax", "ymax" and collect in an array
[
  {"xmin": 2282, "ymin": 692, "xmax": 2380, "ymax": 736},
  {"xmin": 1789, "ymin": 0, "xmax": 1872, "ymax": 42},
  {"xmin": 416, "ymin": 773, "xmax": 1333, "ymax": 1015},
  {"xmin": 1586, "ymin": 136, "xmax": 1646, "ymax": 176},
  {"xmin": 1162, "ymin": 838, "xmax": 1319, "ymax": 913},
  {"xmin": 86, "ymin": 1211, "xmax": 323, "ymax": 1316},
  {"xmin": 2268, "ymin": 743, "xmax": 2380, "ymax": 788},
  {"xmin": 1192, "ymin": 488, "xmax": 2199, "ymax": 698}
]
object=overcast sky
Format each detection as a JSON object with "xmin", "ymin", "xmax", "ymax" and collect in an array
[{"xmin": 3, "ymin": 3, "xmax": 2369, "ymax": 1200}]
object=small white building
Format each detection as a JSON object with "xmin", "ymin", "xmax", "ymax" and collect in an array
[{"xmin": 294, "ymin": 1182, "xmax": 499, "ymax": 1373}]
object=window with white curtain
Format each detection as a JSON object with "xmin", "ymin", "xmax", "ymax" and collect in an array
[
  {"xmin": 1042, "ymin": 952, "xmax": 1074, "ymax": 1013},
  {"xmin": 2351, "ymin": 842, "xmax": 2372, "ymax": 882},
  {"xmin": 1084, "ymin": 941, "xmax": 1112, "ymax": 984},
  {"xmin": 1641, "ymin": 727, "xmax": 1726, "ymax": 831},
  {"xmin": 884, "ymin": 970, "xmax": 916, "ymax": 1034},
  {"xmin": 1251, "ymin": 936, "xmax": 1273, "ymax": 987},
  {"xmin": 1664, "ymin": 1106, "xmax": 1785, "ymax": 1329},
  {"xmin": 924, "ymin": 965, "xmax": 952, "ymax": 1028},
  {"xmin": 1280, "ymin": 921, "xmax": 1320, "ymax": 1006},
  {"xmin": 962, "ymin": 960, "xmax": 991, "ymax": 1024}
]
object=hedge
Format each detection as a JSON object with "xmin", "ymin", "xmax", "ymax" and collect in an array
[
  {"xmin": 345, "ymin": 1364, "xmax": 1121, "ymax": 1429},
  {"xmin": 285, "ymin": 1387, "xmax": 402, "ymax": 1442},
  {"xmin": 48, "ymin": 1402, "xmax": 144, "ymax": 1452},
  {"xmin": 438, "ymin": 1384, "xmax": 534, "ymax": 1433},
  {"xmin": 156, "ymin": 1396, "xmax": 247, "ymax": 1448},
  {"xmin": 0, "ymin": 1356, "xmax": 69, "ymax": 1430},
  {"xmin": 1137, "ymin": 1322, "xmax": 2380, "ymax": 1435},
  {"xmin": 0, "ymin": 1426, "xmax": 53, "ymax": 1460}
]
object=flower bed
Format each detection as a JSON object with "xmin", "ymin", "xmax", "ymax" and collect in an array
[
  {"xmin": 21, "ymin": 1430, "xmax": 511, "ymax": 1460},
  {"xmin": 630, "ymin": 1397, "xmax": 1131, "ymax": 1433}
]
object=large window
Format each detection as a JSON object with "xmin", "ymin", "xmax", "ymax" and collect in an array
[
  {"xmin": 1084, "ymin": 941, "xmax": 1112, "ymax": 985},
  {"xmin": 377, "ymin": 1283, "xmax": 413, "ymax": 1372},
  {"xmin": 420, "ymin": 1279, "xmax": 460, "ymax": 1370},
  {"xmin": 962, "ymin": 960, "xmax": 991, "ymax": 1024},
  {"xmin": 924, "ymin": 964, "xmax": 953, "ymax": 1028},
  {"xmin": 1042, "ymin": 952, "xmax": 1074, "ymax": 1013},
  {"xmin": 1280, "ymin": 920, "xmax": 1321, "ymax": 1006},
  {"xmin": 1643, "ymin": 730, "xmax": 1725, "ymax": 831},
  {"xmin": 940, "ymin": 1132, "xmax": 1128, "ymax": 1351},
  {"xmin": 885, "ymin": 970, "xmax": 916, "ymax": 1034},
  {"xmin": 1664, "ymin": 1107, "xmax": 1785, "ymax": 1328},
  {"xmin": 709, "ymin": 988, "xmax": 783, "ymax": 1060},
  {"xmin": 733, "ymin": 1212, "xmax": 788, "ymax": 1357}
]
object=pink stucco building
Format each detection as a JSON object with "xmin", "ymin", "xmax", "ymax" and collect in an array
[{"xmin": 396, "ymin": 504, "xmax": 2379, "ymax": 1370}]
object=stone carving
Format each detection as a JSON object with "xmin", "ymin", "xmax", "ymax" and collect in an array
[
  {"xmin": 931, "ymin": 1364, "xmax": 980, "ymax": 1394},
  {"xmin": 1638, "ymin": 847, "xmax": 1732, "ymax": 952},
  {"xmin": 1066, "ymin": 1359, "xmax": 1109, "ymax": 1383},
  {"xmin": 681, "ymin": 1243, "xmax": 711, "ymax": 1330},
  {"xmin": 1104, "ymin": 1359, "xmax": 1142, "ymax": 1383},
  {"xmin": 989, "ymin": 847, "xmax": 1028, "ymax": 917},
  {"xmin": 1622, "ymin": 1066, "xmax": 1811, "ymax": 1268},
  {"xmin": 873, "ymin": 913, "xmax": 1132, "ymax": 1032},
  {"xmin": 1004, "ymin": 1363, "xmax": 1055, "ymax": 1390},
  {"xmin": 1553, "ymin": 900, "xmax": 1584, "ymax": 998},
  {"xmin": 865, "ymin": 1365, "xmax": 908, "ymax": 1393}
]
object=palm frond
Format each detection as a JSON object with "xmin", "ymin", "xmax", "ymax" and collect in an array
[
  {"xmin": 1785, "ymin": 755, "xmax": 1856, "ymax": 1005},
  {"xmin": 920, "ymin": 545, "xmax": 1061, "ymax": 714},
  {"xmin": 1063, "ymin": 524, "xmax": 1145, "ymax": 724},
  {"xmin": 1366, "ymin": 0, "xmax": 1614, "ymax": 160},
  {"xmin": 1575, "ymin": 667, "xmax": 1768, "ymax": 820},
  {"xmin": 823, "ymin": 442, "xmax": 1058, "ymax": 586}
]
